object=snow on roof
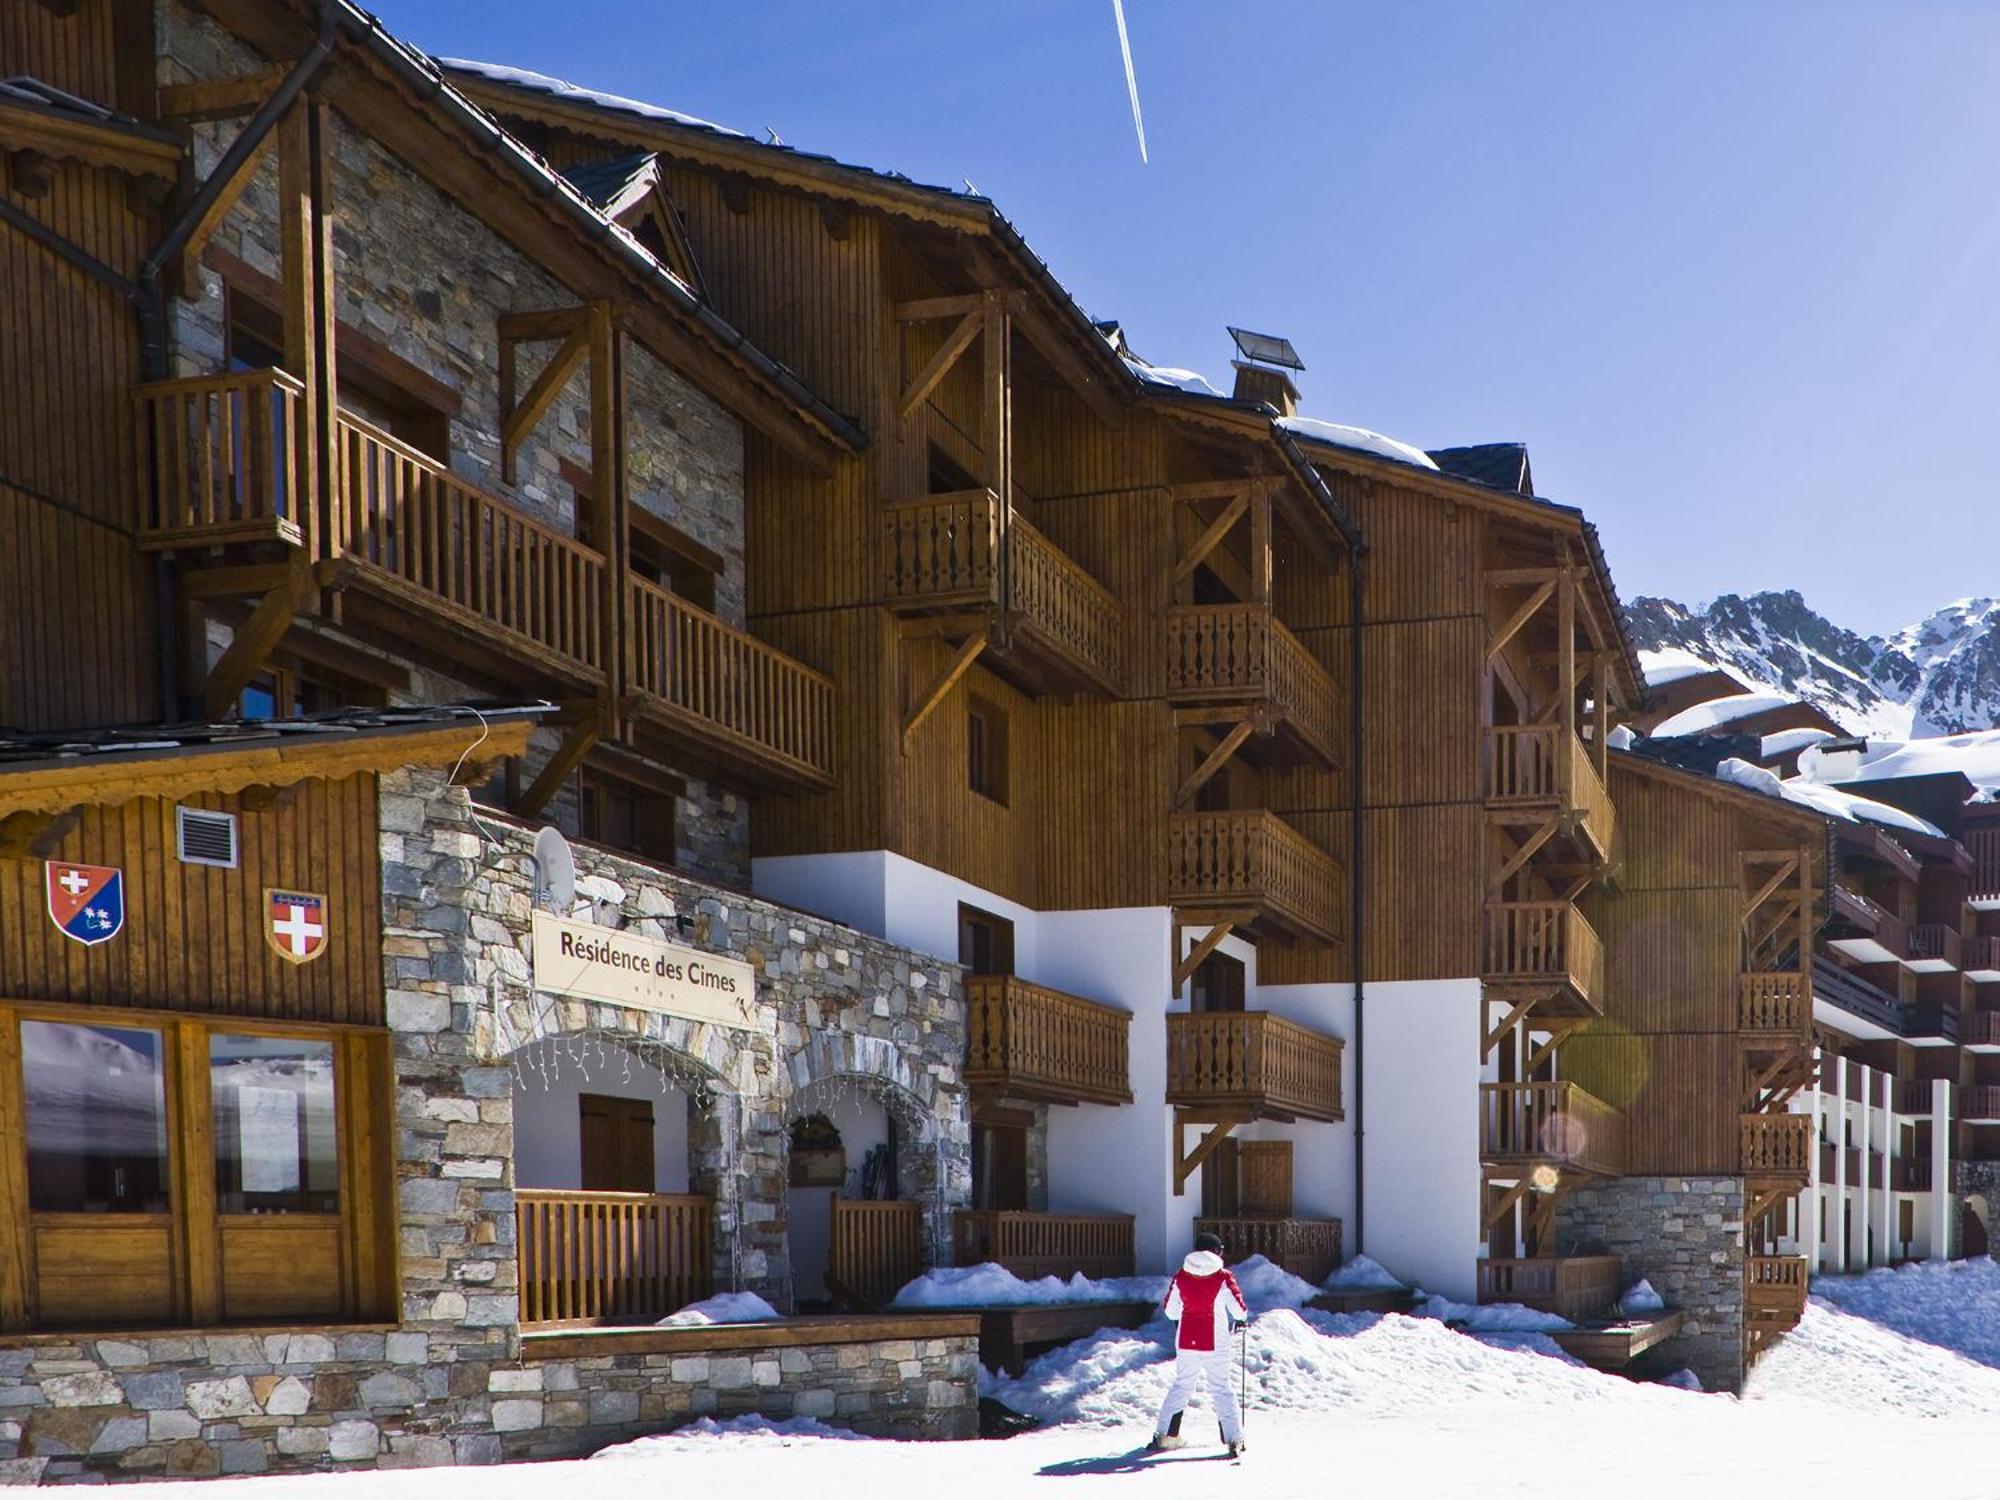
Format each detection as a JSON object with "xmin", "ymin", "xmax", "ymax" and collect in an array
[
  {"xmin": 1638, "ymin": 647, "xmax": 1723, "ymax": 688},
  {"xmin": 1798, "ymin": 729, "xmax": 2000, "ymax": 792},
  {"xmin": 1716, "ymin": 757, "xmax": 1944, "ymax": 838},
  {"xmin": 1120, "ymin": 353, "xmax": 1221, "ymax": 397},
  {"xmin": 439, "ymin": 59, "xmax": 744, "ymax": 137},
  {"xmin": 1649, "ymin": 691, "xmax": 1796, "ymax": 739},
  {"xmin": 1762, "ymin": 727, "xmax": 1835, "ymax": 758},
  {"xmin": 1278, "ymin": 416, "xmax": 1440, "ymax": 471}
]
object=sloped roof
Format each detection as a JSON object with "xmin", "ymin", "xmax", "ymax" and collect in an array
[
  {"xmin": 1427, "ymin": 442, "xmax": 1532, "ymax": 496},
  {"xmin": 560, "ymin": 150, "xmax": 661, "ymax": 216}
]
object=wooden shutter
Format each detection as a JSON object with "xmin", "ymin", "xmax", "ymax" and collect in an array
[{"xmin": 1240, "ymin": 1140, "xmax": 1293, "ymax": 1217}]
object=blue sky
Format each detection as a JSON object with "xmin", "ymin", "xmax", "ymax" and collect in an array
[{"xmin": 377, "ymin": 1, "xmax": 2000, "ymax": 637}]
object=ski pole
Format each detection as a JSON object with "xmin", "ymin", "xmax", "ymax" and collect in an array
[{"xmin": 1239, "ymin": 1315, "xmax": 1248, "ymax": 1431}]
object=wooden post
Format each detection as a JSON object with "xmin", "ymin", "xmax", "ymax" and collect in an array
[
  {"xmin": 982, "ymin": 291, "xmax": 1012, "ymax": 617},
  {"xmin": 1249, "ymin": 481, "xmax": 1273, "ymax": 607},
  {"xmin": 589, "ymin": 301, "xmax": 626, "ymax": 718},
  {"xmin": 1557, "ymin": 563, "xmax": 1576, "ymax": 807},
  {"xmin": 276, "ymin": 102, "xmax": 321, "ymax": 562},
  {"xmin": 309, "ymin": 101, "xmax": 338, "ymax": 565},
  {"xmin": 1592, "ymin": 653, "xmax": 1609, "ymax": 783}
]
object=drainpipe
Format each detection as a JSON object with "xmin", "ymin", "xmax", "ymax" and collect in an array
[
  {"xmin": 1349, "ymin": 531, "xmax": 1368, "ymax": 1255},
  {"xmin": 131, "ymin": 0, "xmax": 338, "ymax": 717}
]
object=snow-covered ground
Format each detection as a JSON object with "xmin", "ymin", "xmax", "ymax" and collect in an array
[{"xmin": 95, "ymin": 1262, "xmax": 2000, "ymax": 1499}]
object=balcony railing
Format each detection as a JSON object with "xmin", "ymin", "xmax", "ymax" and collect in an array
[
  {"xmin": 136, "ymin": 368, "xmax": 306, "ymax": 551},
  {"xmin": 826, "ymin": 1195, "xmax": 924, "ymax": 1310},
  {"xmin": 880, "ymin": 490, "xmax": 1123, "ymax": 692},
  {"xmin": 1896, "ymin": 1077, "xmax": 1939, "ymax": 1116},
  {"xmin": 965, "ymin": 975, "xmax": 1132, "ymax": 1106},
  {"xmin": 1482, "ymin": 901, "xmax": 1604, "ymax": 1012},
  {"xmin": 952, "ymin": 1211, "xmax": 1135, "ymax": 1281},
  {"xmin": 1972, "ymin": 826, "xmax": 2000, "ymax": 905},
  {"xmin": 1194, "ymin": 1217, "xmax": 1341, "ymax": 1285},
  {"xmin": 1897, "ymin": 1158, "xmax": 1935, "ymax": 1192},
  {"xmin": 1832, "ymin": 887, "xmax": 1909, "ymax": 958},
  {"xmin": 1740, "ymin": 1113, "xmax": 1813, "ymax": 1180},
  {"xmin": 1966, "ymin": 1012, "xmax": 2000, "ymax": 1050},
  {"xmin": 516, "ymin": 1188, "xmax": 712, "ymax": 1328},
  {"xmin": 1484, "ymin": 725, "xmax": 1615, "ymax": 858},
  {"xmin": 1165, "ymin": 605, "xmax": 1339, "ymax": 765},
  {"xmin": 1966, "ymin": 936, "xmax": 2000, "ymax": 979},
  {"xmin": 627, "ymin": 576, "xmax": 835, "ymax": 788},
  {"xmin": 1811, "ymin": 956, "xmax": 1906, "ymax": 1034},
  {"xmin": 1744, "ymin": 1255, "xmax": 1809, "ymax": 1322},
  {"xmin": 1909, "ymin": 924, "xmax": 1962, "ymax": 971},
  {"xmin": 1739, "ymin": 971, "xmax": 1811, "ymax": 1041},
  {"xmin": 1479, "ymin": 1081, "xmax": 1625, "ymax": 1177},
  {"xmin": 1166, "ymin": 810, "xmax": 1341, "ymax": 944},
  {"xmin": 1165, "ymin": 1010, "xmax": 1343, "ymax": 1123},
  {"xmin": 1962, "ymin": 1086, "xmax": 2000, "ymax": 1122},
  {"xmin": 1476, "ymin": 1255, "xmax": 1622, "ymax": 1321}
]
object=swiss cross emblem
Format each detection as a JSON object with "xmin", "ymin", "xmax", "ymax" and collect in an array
[
  {"xmin": 45, "ymin": 862, "xmax": 125, "ymax": 946},
  {"xmin": 265, "ymin": 888, "xmax": 329, "ymax": 965}
]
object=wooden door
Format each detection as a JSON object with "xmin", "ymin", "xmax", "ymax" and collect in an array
[
  {"xmin": 1190, "ymin": 951, "xmax": 1245, "ymax": 1013},
  {"xmin": 1240, "ymin": 1140, "xmax": 1294, "ymax": 1217},
  {"xmin": 971, "ymin": 1123, "xmax": 1028, "ymax": 1211},
  {"xmin": 580, "ymin": 1094, "xmax": 656, "ymax": 1192},
  {"xmin": 1200, "ymin": 1136, "xmax": 1240, "ymax": 1217}
]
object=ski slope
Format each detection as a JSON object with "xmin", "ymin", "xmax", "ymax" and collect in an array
[{"xmin": 94, "ymin": 1266, "xmax": 2000, "ymax": 1500}]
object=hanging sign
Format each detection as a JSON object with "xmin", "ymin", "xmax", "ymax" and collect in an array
[
  {"xmin": 45, "ymin": 862, "xmax": 125, "ymax": 946},
  {"xmin": 266, "ymin": 889, "xmax": 329, "ymax": 965},
  {"xmin": 530, "ymin": 910, "xmax": 759, "ymax": 1030}
]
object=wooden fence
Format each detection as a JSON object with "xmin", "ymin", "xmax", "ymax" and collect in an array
[
  {"xmin": 516, "ymin": 1189, "xmax": 712, "ymax": 1327},
  {"xmin": 1739, "ymin": 1113, "xmax": 1813, "ymax": 1180},
  {"xmin": 1194, "ymin": 1217, "xmax": 1342, "ymax": 1285},
  {"xmin": 1476, "ymin": 1255, "xmax": 1622, "ymax": 1321},
  {"xmin": 1164, "ymin": 605, "xmax": 1338, "ymax": 763},
  {"xmin": 827, "ymin": 1195, "xmax": 924, "ymax": 1309},
  {"xmin": 952, "ymin": 1211, "xmax": 1135, "ymax": 1280},
  {"xmin": 1479, "ymin": 1080, "xmax": 1625, "ymax": 1177}
]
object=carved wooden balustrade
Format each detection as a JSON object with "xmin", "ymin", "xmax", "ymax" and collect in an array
[
  {"xmin": 1476, "ymin": 1255, "xmax": 1622, "ymax": 1321},
  {"xmin": 1485, "ymin": 724, "xmax": 1615, "ymax": 858},
  {"xmin": 952, "ymin": 1211, "xmax": 1135, "ymax": 1280},
  {"xmin": 964, "ymin": 975, "xmax": 1132, "ymax": 1106},
  {"xmin": 1165, "ymin": 604, "xmax": 1339, "ymax": 766},
  {"xmin": 1164, "ymin": 1010, "xmax": 1343, "ymax": 1124},
  {"xmin": 1167, "ymin": 810, "xmax": 1341, "ymax": 945}
]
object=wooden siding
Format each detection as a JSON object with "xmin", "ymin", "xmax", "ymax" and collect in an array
[
  {"xmin": 1564, "ymin": 1030, "xmax": 1740, "ymax": 1176},
  {"xmin": 0, "ymin": 776, "xmax": 384, "ymax": 1025}
]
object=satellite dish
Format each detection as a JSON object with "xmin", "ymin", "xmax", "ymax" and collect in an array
[{"xmin": 531, "ymin": 826, "xmax": 576, "ymax": 913}]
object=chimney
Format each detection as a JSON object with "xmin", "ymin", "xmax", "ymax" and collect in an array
[{"xmin": 1226, "ymin": 326, "xmax": 1304, "ymax": 417}]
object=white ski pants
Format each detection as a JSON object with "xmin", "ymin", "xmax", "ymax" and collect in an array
[{"xmin": 1154, "ymin": 1344, "xmax": 1242, "ymax": 1443}]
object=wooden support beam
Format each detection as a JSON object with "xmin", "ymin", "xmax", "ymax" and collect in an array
[
  {"xmin": 1741, "ymin": 858, "xmax": 1800, "ymax": 928},
  {"xmin": 893, "ymin": 293, "xmax": 983, "ymax": 323},
  {"xmin": 898, "ymin": 307, "xmax": 983, "ymax": 420},
  {"xmin": 159, "ymin": 67, "xmax": 287, "ymax": 123},
  {"xmin": 588, "ymin": 301, "xmax": 627, "ymax": 711},
  {"xmin": 1558, "ymin": 564, "xmax": 1577, "ymax": 747},
  {"xmin": 1486, "ymin": 567, "xmax": 1560, "ymax": 586},
  {"xmin": 1173, "ymin": 1113, "xmax": 1245, "ymax": 1195},
  {"xmin": 1483, "ymin": 1176, "xmax": 1535, "ymax": 1231},
  {"xmin": 498, "ymin": 305, "xmax": 588, "ymax": 342},
  {"xmin": 200, "ymin": 564, "xmax": 314, "ymax": 721},
  {"xmin": 0, "ymin": 808, "xmax": 81, "ymax": 862},
  {"xmin": 1172, "ymin": 491, "xmax": 1248, "ymax": 585},
  {"xmin": 901, "ymin": 634, "xmax": 986, "ymax": 748},
  {"xmin": 501, "ymin": 319, "xmax": 590, "ymax": 483},
  {"xmin": 1249, "ymin": 483, "xmax": 1272, "ymax": 607},
  {"xmin": 1481, "ymin": 994, "xmax": 1539, "ymax": 1060},
  {"xmin": 178, "ymin": 563, "xmax": 298, "ymax": 601},
  {"xmin": 1489, "ymin": 818, "xmax": 1558, "ymax": 894},
  {"xmin": 1005, "ymin": 292, "xmax": 1127, "ymax": 428},
  {"xmin": 1485, "ymin": 579, "xmax": 1557, "ymax": 663},
  {"xmin": 174, "ymin": 131, "xmax": 273, "ymax": 294},
  {"xmin": 512, "ymin": 718, "xmax": 602, "ymax": 821},
  {"xmin": 1523, "ymin": 1023, "xmax": 1582, "ymax": 1078},
  {"xmin": 1173, "ymin": 921, "xmax": 1237, "ymax": 991},
  {"xmin": 1174, "ymin": 720, "xmax": 1255, "ymax": 810}
]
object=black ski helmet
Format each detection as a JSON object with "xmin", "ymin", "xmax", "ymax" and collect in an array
[{"xmin": 1193, "ymin": 1231, "xmax": 1225, "ymax": 1255}]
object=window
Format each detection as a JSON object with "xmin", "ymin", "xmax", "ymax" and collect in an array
[
  {"xmin": 1189, "ymin": 950, "xmax": 1245, "ymax": 1013},
  {"xmin": 579, "ymin": 769, "xmax": 675, "ymax": 865},
  {"xmin": 957, "ymin": 904, "xmax": 1015, "ymax": 976},
  {"xmin": 0, "ymin": 1005, "xmax": 390, "ymax": 1333},
  {"xmin": 967, "ymin": 697, "xmax": 1009, "ymax": 805},
  {"xmin": 236, "ymin": 662, "xmax": 343, "ymax": 722},
  {"xmin": 579, "ymin": 1094, "xmax": 656, "ymax": 1193},
  {"xmin": 970, "ymin": 1123, "xmax": 1027, "ymax": 1212}
]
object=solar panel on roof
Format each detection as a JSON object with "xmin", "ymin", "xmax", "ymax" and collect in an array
[{"xmin": 1226, "ymin": 326, "xmax": 1303, "ymax": 370}]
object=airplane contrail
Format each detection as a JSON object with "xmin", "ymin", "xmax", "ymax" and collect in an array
[{"xmin": 1111, "ymin": 0, "xmax": 1148, "ymax": 163}]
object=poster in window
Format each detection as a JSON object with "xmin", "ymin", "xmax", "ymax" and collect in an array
[{"xmin": 238, "ymin": 1084, "xmax": 302, "ymax": 1194}]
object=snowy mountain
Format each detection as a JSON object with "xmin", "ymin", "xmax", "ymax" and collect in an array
[{"xmin": 1625, "ymin": 591, "xmax": 2000, "ymax": 738}]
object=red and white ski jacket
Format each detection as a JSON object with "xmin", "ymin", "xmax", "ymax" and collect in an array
[{"xmin": 1162, "ymin": 1250, "xmax": 1248, "ymax": 1352}]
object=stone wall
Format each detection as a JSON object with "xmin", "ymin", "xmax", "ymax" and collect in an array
[
  {"xmin": 1953, "ymin": 1161, "xmax": 1998, "ymax": 1259},
  {"xmin": 1557, "ymin": 1176, "xmax": 1746, "ymax": 1393},
  {"xmin": 159, "ymin": 0, "xmax": 752, "ymax": 885}
]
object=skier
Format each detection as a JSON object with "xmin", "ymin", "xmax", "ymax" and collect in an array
[{"xmin": 1150, "ymin": 1231, "xmax": 1248, "ymax": 1457}]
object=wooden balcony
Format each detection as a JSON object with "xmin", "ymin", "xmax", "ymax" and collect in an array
[
  {"xmin": 951, "ymin": 1211, "xmax": 1135, "ymax": 1280},
  {"xmin": 1740, "ymin": 1113, "xmax": 1812, "ymax": 1186},
  {"xmin": 1739, "ymin": 971, "xmax": 1812, "ymax": 1046},
  {"xmin": 1907, "ymin": 923, "xmax": 1962, "ymax": 974},
  {"xmin": 1744, "ymin": 1255, "xmax": 1808, "ymax": 1325},
  {"xmin": 1967, "ymin": 1011, "xmax": 2000, "ymax": 1052},
  {"xmin": 964, "ymin": 975, "xmax": 1132, "ymax": 1106},
  {"xmin": 1165, "ymin": 1010, "xmax": 1343, "ymax": 1124},
  {"xmin": 1896, "ymin": 1157, "xmax": 1935, "ymax": 1192},
  {"xmin": 1194, "ymin": 1217, "xmax": 1341, "ymax": 1285},
  {"xmin": 1828, "ymin": 887, "xmax": 1909, "ymax": 966},
  {"xmin": 1477, "ymin": 1255, "xmax": 1622, "ymax": 1321},
  {"xmin": 1965, "ymin": 936, "xmax": 2000, "ymax": 982},
  {"xmin": 881, "ymin": 490, "xmax": 1122, "ymax": 695},
  {"xmin": 1971, "ymin": 826, "xmax": 2000, "ymax": 907},
  {"xmin": 1166, "ymin": 810, "xmax": 1341, "ymax": 945},
  {"xmin": 1479, "ymin": 1081, "xmax": 1625, "ymax": 1177},
  {"xmin": 626, "ymin": 576, "xmax": 834, "ymax": 791},
  {"xmin": 1962, "ymin": 1086, "xmax": 2000, "ymax": 1123},
  {"xmin": 1895, "ymin": 1077, "xmax": 1939, "ymax": 1115},
  {"xmin": 1484, "ymin": 725, "xmax": 1615, "ymax": 861},
  {"xmin": 1164, "ymin": 605, "xmax": 1340, "ymax": 768},
  {"xmin": 1482, "ymin": 901, "xmax": 1604, "ymax": 1016},
  {"xmin": 826, "ymin": 1195, "xmax": 924, "ymax": 1310},
  {"xmin": 136, "ymin": 368, "xmax": 307, "ymax": 551},
  {"xmin": 516, "ymin": 1188, "xmax": 712, "ymax": 1329}
]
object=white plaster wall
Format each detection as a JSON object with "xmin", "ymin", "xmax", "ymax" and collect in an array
[
  {"xmin": 752, "ymin": 852, "xmax": 891, "ymax": 941},
  {"xmin": 510, "ymin": 1040, "xmax": 692, "ymax": 1193},
  {"xmin": 1352, "ymin": 977, "xmax": 1484, "ymax": 1300},
  {"xmin": 787, "ymin": 1087, "xmax": 891, "ymax": 1302},
  {"xmin": 1245, "ymin": 980, "xmax": 1358, "ymax": 1232}
]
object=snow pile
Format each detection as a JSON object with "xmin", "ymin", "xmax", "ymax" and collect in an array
[
  {"xmin": 1638, "ymin": 647, "xmax": 1725, "ymax": 688},
  {"xmin": 1618, "ymin": 1280, "xmax": 1666, "ymax": 1315},
  {"xmin": 1229, "ymin": 1254, "xmax": 1322, "ymax": 1311},
  {"xmin": 441, "ymin": 59, "xmax": 743, "ymax": 136},
  {"xmin": 1799, "ymin": 726, "xmax": 2000, "ymax": 795},
  {"xmin": 892, "ymin": 1263, "xmax": 1165, "ymax": 1310},
  {"xmin": 1761, "ymin": 726, "xmax": 1834, "ymax": 757},
  {"xmin": 1123, "ymin": 357, "xmax": 1222, "ymax": 397},
  {"xmin": 1715, "ymin": 757, "xmax": 1945, "ymax": 837},
  {"xmin": 1411, "ymin": 1293, "xmax": 1573, "ymax": 1333},
  {"xmin": 594, "ymin": 1415, "xmax": 866, "ymax": 1457},
  {"xmin": 1805, "ymin": 1260, "xmax": 2000, "ymax": 1369},
  {"xmin": 1748, "ymin": 1298, "xmax": 2000, "ymax": 1417},
  {"xmin": 1278, "ymin": 415, "xmax": 1440, "ymax": 471},
  {"xmin": 1323, "ymin": 1254, "xmax": 1405, "ymax": 1291},
  {"xmin": 657, "ymin": 1291, "xmax": 781, "ymax": 1327},
  {"xmin": 1649, "ymin": 691, "xmax": 1797, "ymax": 738}
]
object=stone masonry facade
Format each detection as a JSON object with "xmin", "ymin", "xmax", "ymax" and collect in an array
[
  {"xmin": 1558, "ymin": 1176, "xmax": 1746, "ymax": 1393},
  {"xmin": 160, "ymin": 0, "xmax": 752, "ymax": 885}
]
